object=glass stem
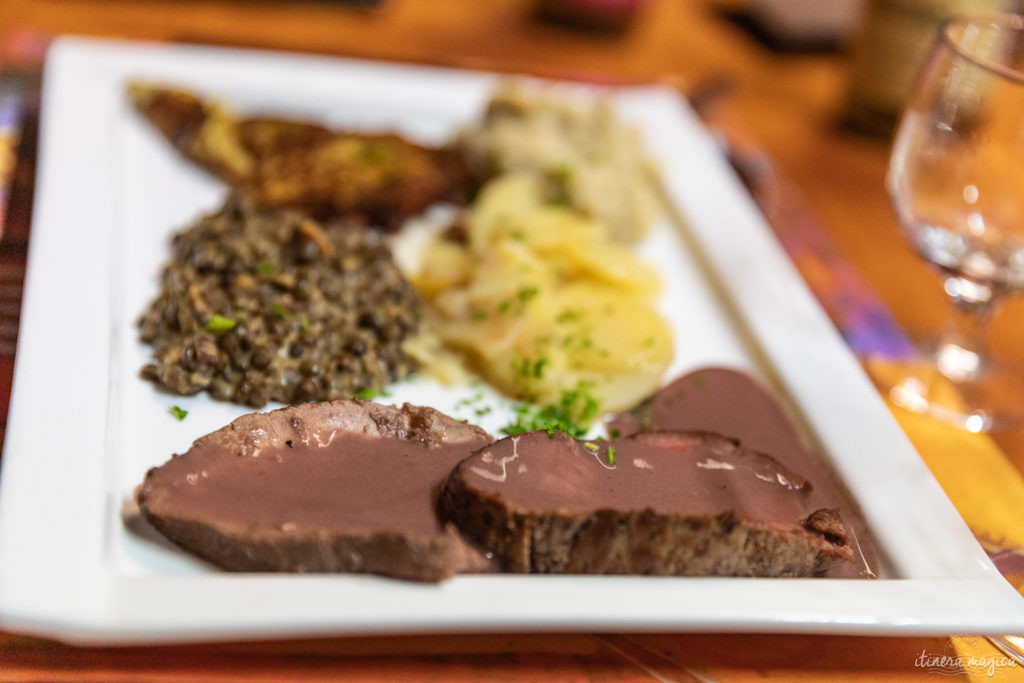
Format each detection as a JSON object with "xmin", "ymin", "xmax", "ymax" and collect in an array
[{"xmin": 934, "ymin": 275, "xmax": 999, "ymax": 383}]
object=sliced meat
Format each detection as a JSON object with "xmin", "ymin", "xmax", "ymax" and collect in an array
[
  {"xmin": 137, "ymin": 401, "xmax": 492, "ymax": 581},
  {"xmin": 607, "ymin": 366, "xmax": 879, "ymax": 578},
  {"xmin": 441, "ymin": 430, "xmax": 853, "ymax": 577}
]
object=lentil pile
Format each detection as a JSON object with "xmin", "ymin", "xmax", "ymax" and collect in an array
[{"xmin": 139, "ymin": 193, "xmax": 421, "ymax": 407}]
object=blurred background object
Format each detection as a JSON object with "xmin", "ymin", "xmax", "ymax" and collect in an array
[
  {"xmin": 748, "ymin": 0, "xmax": 864, "ymax": 47},
  {"xmin": 533, "ymin": 0, "xmax": 648, "ymax": 33},
  {"xmin": 710, "ymin": 0, "xmax": 863, "ymax": 51},
  {"xmin": 843, "ymin": 0, "xmax": 1020, "ymax": 137}
]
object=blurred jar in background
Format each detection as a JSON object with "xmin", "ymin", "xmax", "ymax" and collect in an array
[
  {"xmin": 843, "ymin": 0, "xmax": 1017, "ymax": 137},
  {"xmin": 746, "ymin": 0, "xmax": 864, "ymax": 47},
  {"xmin": 534, "ymin": 0, "xmax": 647, "ymax": 33}
]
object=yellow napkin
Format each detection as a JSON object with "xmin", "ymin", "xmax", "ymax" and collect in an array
[
  {"xmin": 866, "ymin": 359, "xmax": 1024, "ymax": 679},
  {"xmin": 867, "ymin": 358, "xmax": 1024, "ymax": 559}
]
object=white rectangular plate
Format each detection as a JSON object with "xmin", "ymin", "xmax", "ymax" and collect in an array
[{"xmin": 2, "ymin": 37, "xmax": 1023, "ymax": 644}]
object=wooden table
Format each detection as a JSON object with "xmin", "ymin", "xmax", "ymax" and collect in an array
[{"xmin": 1, "ymin": 0, "xmax": 1022, "ymax": 679}]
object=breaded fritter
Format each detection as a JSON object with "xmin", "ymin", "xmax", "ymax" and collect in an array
[{"xmin": 129, "ymin": 83, "xmax": 468, "ymax": 229}]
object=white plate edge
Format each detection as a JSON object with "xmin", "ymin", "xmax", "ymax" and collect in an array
[{"xmin": 0, "ymin": 36, "xmax": 1022, "ymax": 640}]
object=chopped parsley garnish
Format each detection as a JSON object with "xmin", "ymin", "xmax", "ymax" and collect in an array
[
  {"xmin": 271, "ymin": 303, "xmax": 289, "ymax": 319},
  {"xmin": 549, "ymin": 163, "xmax": 574, "ymax": 181},
  {"xmin": 254, "ymin": 260, "xmax": 278, "ymax": 276},
  {"xmin": 499, "ymin": 381, "xmax": 601, "ymax": 439},
  {"xmin": 454, "ymin": 391, "xmax": 494, "ymax": 418},
  {"xmin": 510, "ymin": 230, "xmax": 526, "ymax": 242},
  {"xmin": 168, "ymin": 405, "xmax": 188, "ymax": 421},
  {"xmin": 471, "ymin": 309, "xmax": 489, "ymax": 321},
  {"xmin": 361, "ymin": 142, "xmax": 391, "ymax": 164},
  {"xmin": 205, "ymin": 314, "xmax": 237, "ymax": 333},
  {"xmin": 633, "ymin": 399, "xmax": 654, "ymax": 430},
  {"xmin": 511, "ymin": 356, "xmax": 549, "ymax": 379},
  {"xmin": 517, "ymin": 285, "xmax": 540, "ymax": 303},
  {"xmin": 547, "ymin": 193, "xmax": 571, "ymax": 208},
  {"xmin": 609, "ymin": 428, "xmax": 621, "ymax": 439},
  {"xmin": 556, "ymin": 308, "xmax": 584, "ymax": 324},
  {"xmin": 560, "ymin": 331, "xmax": 596, "ymax": 353},
  {"xmin": 606, "ymin": 446, "xmax": 616, "ymax": 466},
  {"xmin": 456, "ymin": 393, "xmax": 480, "ymax": 407},
  {"xmin": 498, "ymin": 300, "xmax": 512, "ymax": 313},
  {"xmin": 299, "ymin": 316, "xmax": 311, "ymax": 330},
  {"xmin": 355, "ymin": 387, "xmax": 393, "ymax": 400}
]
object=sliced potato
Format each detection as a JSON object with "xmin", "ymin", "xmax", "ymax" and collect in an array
[{"xmin": 412, "ymin": 172, "xmax": 672, "ymax": 413}]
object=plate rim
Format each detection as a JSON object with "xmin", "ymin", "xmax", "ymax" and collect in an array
[{"xmin": 1, "ymin": 35, "xmax": 1023, "ymax": 644}]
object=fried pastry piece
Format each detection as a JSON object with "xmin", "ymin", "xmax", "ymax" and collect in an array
[{"xmin": 129, "ymin": 83, "xmax": 468, "ymax": 229}]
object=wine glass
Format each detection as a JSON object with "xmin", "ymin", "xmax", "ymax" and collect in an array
[{"xmin": 882, "ymin": 14, "xmax": 1024, "ymax": 432}]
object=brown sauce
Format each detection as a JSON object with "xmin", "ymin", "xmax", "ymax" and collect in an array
[
  {"xmin": 144, "ymin": 432, "xmax": 467, "ymax": 538},
  {"xmin": 608, "ymin": 367, "xmax": 880, "ymax": 578},
  {"xmin": 459, "ymin": 430, "xmax": 816, "ymax": 526}
]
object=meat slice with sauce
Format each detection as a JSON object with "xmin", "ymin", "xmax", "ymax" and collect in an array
[
  {"xmin": 607, "ymin": 367, "xmax": 879, "ymax": 578},
  {"xmin": 441, "ymin": 430, "xmax": 853, "ymax": 577},
  {"xmin": 137, "ymin": 401, "xmax": 492, "ymax": 581}
]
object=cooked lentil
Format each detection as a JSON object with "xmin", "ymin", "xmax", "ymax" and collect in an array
[{"xmin": 139, "ymin": 193, "xmax": 421, "ymax": 408}]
